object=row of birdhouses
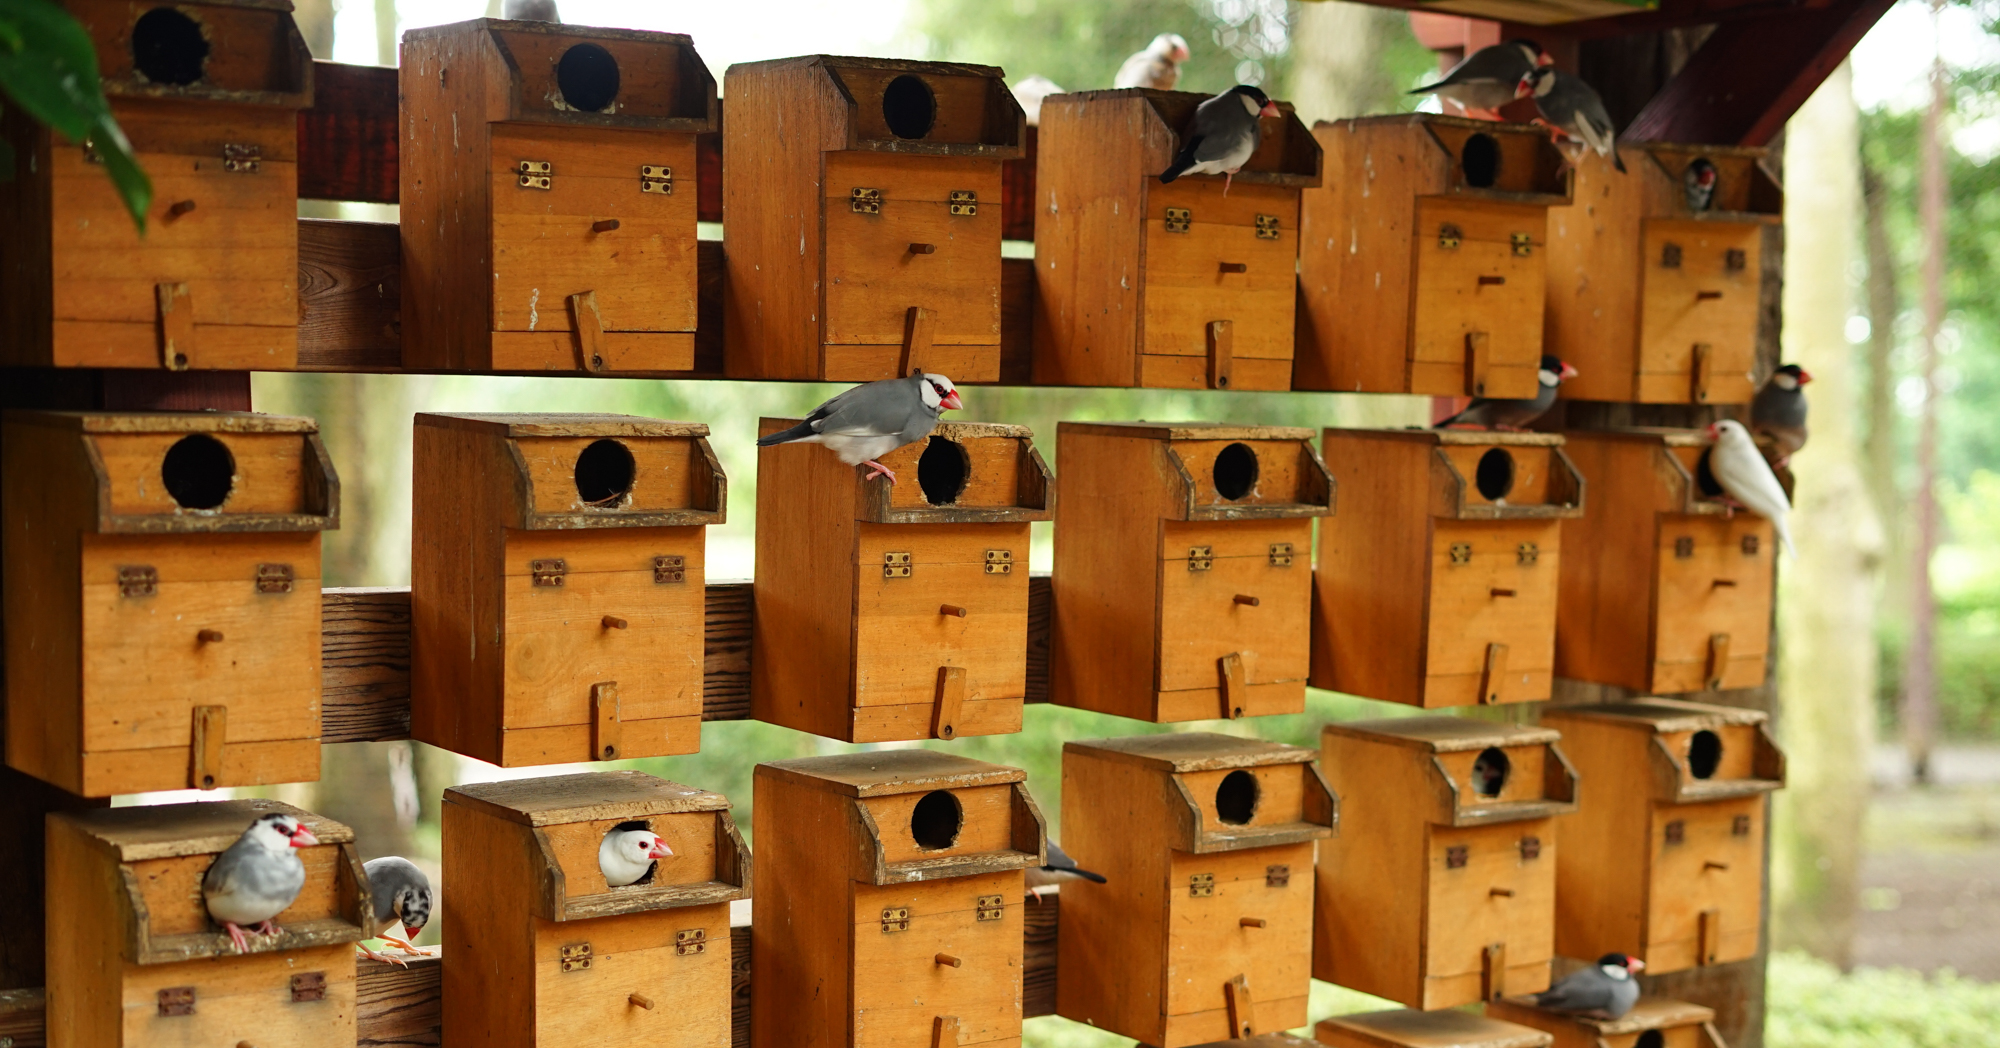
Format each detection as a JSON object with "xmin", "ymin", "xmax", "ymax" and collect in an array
[{"xmin": 0, "ymin": 4, "xmax": 1781, "ymax": 404}]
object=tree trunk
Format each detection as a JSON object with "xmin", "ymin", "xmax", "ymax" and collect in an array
[
  {"xmin": 1903, "ymin": 0, "xmax": 1947, "ymax": 784},
  {"xmin": 1861, "ymin": 162, "xmax": 1905, "ymax": 618}
]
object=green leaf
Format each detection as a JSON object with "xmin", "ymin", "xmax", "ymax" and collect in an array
[{"xmin": 0, "ymin": 0, "xmax": 152, "ymax": 231}]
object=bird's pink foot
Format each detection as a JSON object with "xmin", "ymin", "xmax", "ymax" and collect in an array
[
  {"xmin": 1028, "ymin": 886, "xmax": 1047, "ymax": 903},
  {"xmin": 861, "ymin": 460, "xmax": 898, "ymax": 484},
  {"xmin": 224, "ymin": 921, "xmax": 252, "ymax": 954},
  {"xmin": 1223, "ymin": 170, "xmax": 1236, "ymax": 197},
  {"xmin": 357, "ymin": 944, "xmax": 409, "ymax": 968},
  {"xmin": 254, "ymin": 919, "xmax": 283, "ymax": 939}
]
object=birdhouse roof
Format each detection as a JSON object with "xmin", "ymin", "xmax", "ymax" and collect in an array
[
  {"xmin": 416, "ymin": 413, "xmax": 711, "ymax": 438},
  {"xmin": 1323, "ymin": 716, "xmax": 1562, "ymax": 753},
  {"xmin": 757, "ymin": 751, "xmax": 1025, "ymax": 797},
  {"xmin": 1318, "ymin": 1008, "xmax": 1554, "ymax": 1048},
  {"xmin": 3, "ymin": 410, "xmax": 318, "ymax": 435},
  {"xmin": 1065, "ymin": 732, "xmax": 1317, "ymax": 773},
  {"xmin": 1060, "ymin": 421, "xmax": 1316, "ymax": 443},
  {"xmin": 446, "ymin": 771, "xmax": 730, "ymax": 826},
  {"xmin": 1335, "ymin": 428, "xmax": 1567, "ymax": 448},
  {"xmin": 54, "ymin": 799, "xmax": 353, "ymax": 862},
  {"xmin": 1543, "ymin": 697, "xmax": 1769, "ymax": 732}
]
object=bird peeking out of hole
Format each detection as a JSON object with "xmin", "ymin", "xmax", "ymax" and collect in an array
[{"xmin": 601, "ymin": 823, "xmax": 674, "ymax": 887}]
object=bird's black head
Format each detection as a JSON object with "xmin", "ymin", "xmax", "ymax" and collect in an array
[
  {"xmin": 397, "ymin": 884, "xmax": 432, "ymax": 933},
  {"xmin": 1229, "ymin": 84, "xmax": 1272, "ymax": 107},
  {"xmin": 1774, "ymin": 363, "xmax": 1812, "ymax": 384},
  {"xmin": 1516, "ymin": 65, "xmax": 1553, "ymax": 99},
  {"xmin": 1508, "ymin": 38, "xmax": 1549, "ymax": 64},
  {"xmin": 1597, "ymin": 953, "xmax": 1645, "ymax": 972}
]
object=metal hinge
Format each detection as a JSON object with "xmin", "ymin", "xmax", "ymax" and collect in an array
[
  {"xmin": 641, "ymin": 165, "xmax": 673, "ymax": 194},
  {"xmin": 1265, "ymin": 864, "xmax": 1291, "ymax": 888},
  {"xmin": 1516, "ymin": 543, "xmax": 1539, "ymax": 567},
  {"xmin": 883, "ymin": 551, "xmax": 913, "ymax": 579},
  {"xmin": 1255, "ymin": 214, "xmax": 1280, "ymax": 240},
  {"xmin": 1664, "ymin": 820, "xmax": 1686, "ymax": 845},
  {"xmin": 1732, "ymin": 814, "xmax": 1752, "ymax": 837},
  {"xmin": 1189, "ymin": 872, "xmax": 1215, "ymax": 898},
  {"xmin": 1268, "ymin": 543, "xmax": 1294, "ymax": 567},
  {"xmin": 984, "ymin": 549, "xmax": 1012, "ymax": 574},
  {"xmin": 1187, "ymin": 546, "xmax": 1213, "ymax": 572},
  {"xmin": 291, "ymin": 972, "xmax": 327, "ymax": 1002},
  {"xmin": 1674, "ymin": 536, "xmax": 1695, "ymax": 559},
  {"xmin": 1164, "ymin": 207, "xmax": 1191, "ymax": 234},
  {"xmin": 1725, "ymin": 248, "xmax": 1748, "ymax": 271},
  {"xmin": 531, "ymin": 558, "xmax": 567, "ymax": 587},
  {"xmin": 1445, "ymin": 845, "xmax": 1469, "ymax": 869},
  {"xmin": 1519, "ymin": 836, "xmax": 1542, "ymax": 861},
  {"xmin": 1661, "ymin": 242, "xmax": 1683, "ymax": 268},
  {"xmin": 1740, "ymin": 535, "xmax": 1760, "ymax": 557},
  {"xmin": 976, "ymin": 894, "xmax": 1004, "ymax": 921},
  {"xmin": 256, "ymin": 563, "xmax": 295, "ymax": 594},
  {"xmin": 1449, "ymin": 543, "xmax": 1472, "ymax": 566},
  {"xmin": 851, "ymin": 187, "xmax": 882, "ymax": 214},
  {"xmin": 675, "ymin": 929, "xmax": 707, "ymax": 956},
  {"xmin": 881, "ymin": 907, "xmax": 910, "ymax": 933},
  {"xmin": 223, "ymin": 143, "xmax": 261, "ymax": 173},
  {"xmin": 119, "ymin": 564, "xmax": 158, "ymax": 598},
  {"xmin": 655, "ymin": 554, "xmax": 687, "ymax": 583},
  {"xmin": 518, "ymin": 160, "xmax": 552, "ymax": 190},
  {"xmin": 1438, "ymin": 223, "xmax": 1462, "ymax": 250},
  {"xmin": 948, "ymin": 190, "xmax": 978, "ymax": 216},
  {"xmin": 560, "ymin": 942, "xmax": 592, "ymax": 972},
  {"xmin": 1510, "ymin": 232, "xmax": 1533, "ymax": 257},
  {"xmin": 157, "ymin": 986, "xmax": 195, "ymax": 1016}
]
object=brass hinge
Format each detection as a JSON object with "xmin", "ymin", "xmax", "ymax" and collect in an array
[
  {"xmin": 1188, "ymin": 546, "xmax": 1213, "ymax": 572},
  {"xmin": 531, "ymin": 558, "xmax": 567, "ymax": 587},
  {"xmin": 655, "ymin": 554, "xmax": 687, "ymax": 583},
  {"xmin": 256, "ymin": 563, "xmax": 295, "ymax": 594},
  {"xmin": 984, "ymin": 549, "xmax": 1012, "ymax": 574},
  {"xmin": 883, "ymin": 551, "xmax": 913, "ymax": 579},
  {"xmin": 851, "ymin": 187, "xmax": 882, "ymax": 214},
  {"xmin": 1510, "ymin": 232, "xmax": 1532, "ymax": 257},
  {"xmin": 518, "ymin": 160, "xmax": 552, "ymax": 190},
  {"xmin": 157, "ymin": 986, "xmax": 195, "ymax": 1016},
  {"xmin": 1449, "ymin": 543, "xmax": 1472, "ymax": 566},
  {"xmin": 1664, "ymin": 820, "xmax": 1686, "ymax": 845},
  {"xmin": 881, "ymin": 907, "xmax": 910, "ymax": 933},
  {"xmin": 675, "ymin": 928, "xmax": 707, "ymax": 956},
  {"xmin": 1446, "ymin": 845, "xmax": 1469, "ymax": 869},
  {"xmin": 560, "ymin": 942, "xmax": 592, "ymax": 971},
  {"xmin": 1725, "ymin": 248, "xmax": 1748, "ymax": 271},
  {"xmin": 1255, "ymin": 213, "xmax": 1280, "ymax": 240},
  {"xmin": 948, "ymin": 190, "xmax": 978, "ymax": 216},
  {"xmin": 976, "ymin": 894, "xmax": 1004, "ymax": 921},
  {"xmin": 1268, "ymin": 543, "xmax": 1294, "ymax": 567},
  {"xmin": 1516, "ymin": 543, "xmax": 1539, "ymax": 566},
  {"xmin": 1164, "ymin": 207, "xmax": 1191, "ymax": 234},
  {"xmin": 223, "ymin": 143, "xmax": 261, "ymax": 173},
  {"xmin": 1661, "ymin": 242, "xmax": 1683, "ymax": 268},
  {"xmin": 1438, "ymin": 223, "xmax": 1462, "ymax": 250},
  {"xmin": 119, "ymin": 564, "xmax": 158, "ymax": 598},
  {"xmin": 1519, "ymin": 836, "xmax": 1542, "ymax": 861},
  {"xmin": 1265, "ymin": 864, "xmax": 1290, "ymax": 888},
  {"xmin": 1732, "ymin": 814, "xmax": 1752, "ymax": 837},
  {"xmin": 641, "ymin": 165, "xmax": 673, "ymax": 194},
  {"xmin": 1189, "ymin": 872, "xmax": 1215, "ymax": 898},
  {"xmin": 1740, "ymin": 535, "xmax": 1760, "ymax": 557},
  {"xmin": 291, "ymin": 972, "xmax": 326, "ymax": 1002},
  {"xmin": 1675, "ymin": 536, "xmax": 1695, "ymax": 559}
]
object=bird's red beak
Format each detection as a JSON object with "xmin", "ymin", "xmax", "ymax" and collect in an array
[
  {"xmin": 1515, "ymin": 77, "xmax": 1534, "ymax": 100},
  {"xmin": 941, "ymin": 390, "xmax": 962, "ymax": 411},
  {"xmin": 290, "ymin": 825, "xmax": 320, "ymax": 848},
  {"xmin": 1704, "ymin": 422, "xmax": 1721, "ymax": 440},
  {"xmin": 1537, "ymin": 52, "xmax": 1555, "ymax": 67},
  {"xmin": 1628, "ymin": 958, "xmax": 1647, "ymax": 973},
  {"xmin": 401, "ymin": 925, "xmax": 418, "ymax": 942},
  {"xmin": 1259, "ymin": 101, "xmax": 1281, "ymax": 119},
  {"xmin": 648, "ymin": 837, "xmax": 673, "ymax": 860},
  {"xmin": 1796, "ymin": 368, "xmax": 1814, "ymax": 384},
  {"xmin": 1560, "ymin": 362, "xmax": 1579, "ymax": 380}
]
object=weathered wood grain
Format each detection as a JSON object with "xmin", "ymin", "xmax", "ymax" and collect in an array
[
  {"xmin": 299, "ymin": 62, "xmax": 398, "ymax": 204},
  {"xmin": 298, "ymin": 219, "xmax": 401, "ymax": 371}
]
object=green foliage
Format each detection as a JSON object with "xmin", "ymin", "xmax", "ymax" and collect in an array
[
  {"xmin": 1766, "ymin": 951, "xmax": 2000, "ymax": 1048},
  {"xmin": 0, "ymin": 0, "xmax": 150, "ymax": 230}
]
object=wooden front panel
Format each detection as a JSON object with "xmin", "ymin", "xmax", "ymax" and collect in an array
[
  {"xmin": 1156, "ymin": 520, "xmax": 1311, "ymax": 693},
  {"xmin": 1636, "ymin": 220, "xmax": 1761, "ymax": 404},
  {"xmin": 1139, "ymin": 181, "xmax": 1297, "ymax": 373},
  {"xmin": 51, "ymin": 101, "xmax": 298, "ymax": 370},
  {"xmin": 130, "ymin": 843, "xmax": 349, "ymax": 939},
  {"xmin": 852, "ymin": 523, "xmax": 1030, "ymax": 707},
  {"xmin": 1409, "ymin": 198, "xmax": 1544, "ymax": 398},
  {"xmin": 541, "ymin": 812, "xmax": 721, "ymax": 898},
  {"xmin": 877, "ymin": 435, "xmax": 1024, "ymax": 512},
  {"xmin": 1422, "ymin": 520, "xmax": 1559, "ymax": 707},
  {"xmin": 861, "ymin": 785, "xmax": 1017, "ymax": 864},
  {"xmin": 1650, "ymin": 515, "xmax": 1772, "ymax": 693},
  {"xmin": 1175, "ymin": 765, "xmax": 1310, "ymax": 831},
  {"xmin": 489, "ymin": 126, "xmax": 699, "ymax": 335},
  {"xmin": 822, "ymin": 153, "xmax": 1003, "ymax": 347},
  {"xmin": 1645, "ymin": 798, "xmax": 1762, "ymax": 971},
  {"xmin": 1422, "ymin": 821, "xmax": 1555, "ymax": 1009},
  {"xmin": 514, "ymin": 436, "xmax": 703, "ymax": 516},
  {"xmin": 852, "ymin": 872, "xmax": 1024, "ymax": 1048},
  {"xmin": 1656, "ymin": 725, "xmax": 1761, "ymax": 783},
  {"xmin": 533, "ymin": 905, "xmax": 734, "ymax": 1048},
  {"xmin": 119, "ymin": 944, "xmax": 356, "ymax": 1048},
  {"xmin": 1602, "ymin": 1026, "xmax": 1706, "ymax": 1048},
  {"xmin": 1433, "ymin": 746, "xmax": 1549, "ymax": 808},
  {"xmin": 1164, "ymin": 845, "xmax": 1313, "ymax": 1021},
  {"xmin": 91, "ymin": 431, "xmax": 314, "ymax": 517}
]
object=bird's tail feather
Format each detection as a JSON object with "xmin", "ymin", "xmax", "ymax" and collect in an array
[
  {"xmin": 1613, "ymin": 147, "xmax": 1627, "ymax": 174},
  {"xmin": 1074, "ymin": 868, "xmax": 1108, "ymax": 884},
  {"xmin": 1158, "ymin": 160, "xmax": 1190, "ymax": 183},
  {"xmin": 756, "ymin": 421, "xmax": 816, "ymax": 446},
  {"xmin": 1432, "ymin": 410, "xmax": 1465, "ymax": 429}
]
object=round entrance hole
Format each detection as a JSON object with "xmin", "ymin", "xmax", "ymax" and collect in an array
[
  {"xmin": 1694, "ymin": 448, "xmax": 1727, "ymax": 498},
  {"xmin": 1472, "ymin": 747, "xmax": 1511, "ymax": 797},
  {"xmin": 1474, "ymin": 447, "xmax": 1516, "ymax": 501},
  {"xmin": 1688, "ymin": 729, "xmax": 1724, "ymax": 779},
  {"xmin": 161, "ymin": 434, "xmax": 234, "ymax": 510},
  {"xmin": 1215, "ymin": 769, "xmax": 1259, "ymax": 825},
  {"xmin": 132, "ymin": 7, "xmax": 209, "ymax": 86},
  {"xmin": 917, "ymin": 436, "xmax": 969, "ymax": 505},
  {"xmin": 557, "ymin": 43, "xmax": 621, "ymax": 112},
  {"xmin": 910, "ymin": 790, "xmax": 963, "ymax": 850},
  {"xmin": 1636, "ymin": 1032, "xmax": 1665, "ymax": 1048},
  {"xmin": 1213, "ymin": 442, "xmax": 1259, "ymax": 501},
  {"xmin": 882, "ymin": 74, "xmax": 936, "ymax": 139},
  {"xmin": 1461, "ymin": 132, "xmax": 1501, "ymax": 189},
  {"xmin": 606, "ymin": 820, "xmax": 658, "ymax": 885},
  {"xmin": 574, "ymin": 438, "xmax": 636, "ymax": 506}
]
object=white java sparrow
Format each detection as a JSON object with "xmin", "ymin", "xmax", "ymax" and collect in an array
[
  {"xmin": 501, "ymin": 0, "xmax": 560, "ymax": 21},
  {"xmin": 1114, "ymin": 32, "xmax": 1190, "ymax": 90},
  {"xmin": 599, "ymin": 822, "xmax": 673, "ymax": 887},
  {"xmin": 202, "ymin": 813, "xmax": 319, "ymax": 954},
  {"xmin": 1011, "ymin": 75, "xmax": 1066, "ymax": 127},
  {"xmin": 1408, "ymin": 39, "xmax": 1549, "ymax": 114},
  {"xmin": 1436, "ymin": 355, "xmax": 1577, "ymax": 431},
  {"xmin": 1025, "ymin": 840, "xmax": 1107, "ymax": 900},
  {"xmin": 1158, "ymin": 85, "xmax": 1281, "ymax": 196},
  {"xmin": 358, "ymin": 856, "xmax": 433, "ymax": 967},
  {"xmin": 756, "ymin": 372, "xmax": 962, "ymax": 484},
  {"xmin": 1517, "ymin": 67, "xmax": 1626, "ymax": 174},
  {"xmin": 1684, "ymin": 157, "xmax": 1719, "ymax": 212},
  {"xmin": 1534, "ymin": 954, "xmax": 1646, "ymax": 1018},
  {"xmin": 1706, "ymin": 419, "xmax": 1795, "ymax": 559},
  {"xmin": 1751, "ymin": 363, "xmax": 1811, "ymax": 464}
]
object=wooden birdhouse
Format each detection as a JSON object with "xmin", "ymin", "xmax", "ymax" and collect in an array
[
  {"xmin": 1539, "ymin": 699, "xmax": 1785, "ymax": 975},
  {"xmin": 442, "ymin": 771, "xmax": 749, "ymax": 1048},
  {"xmin": 399, "ymin": 20, "xmax": 717, "ymax": 373},
  {"xmin": 1545, "ymin": 147, "xmax": 1783, "ymax": 404},
  {"xmin": 1056, "ymin": 734, "xmax": 1337, "ymax": 1047},
  {"xmin": 1295, "ymin": 115, "xmax": 1571, "ymax": 397},
  {"xmin": 45, "ymin": 799, "xmax": 369, "ymax": 1048},
  {"xmin": 1488, "ymin": 993, "xmax": 1727, "ymax": 1048},
  {"xmin": 1, "ymin": 410, "xmax": 336, "ymax": 797},
  {"xmin": 1031, "ymin": 90, "xmax": 1322, "ymax": 390},
  {"xmin": 751, "ymin": 751, "xmax": 1045, "ymax": 1048},
  {"xmin": 0, "ymin": 0, "xmax": 311, "ymax": 370},
  {"xmin": 751, "ymin": 419, "xmax": 1050, "ymax": 742},
  {"xmin": 723, "ymin": 56, "xmax": 1022, "ymax": 382},
  {"xmin": 1316, "ymin": 718, "xmax": 1578, "ymax": 1010},
  {"xmin": 1554, "ymin": 429, "xmax": 1774, "ymax": 694},
  {"xmin": 1315, "ymin": 1009, "xmax": 1553, "ymax": 1048},
  {"xmin": 410, "ymin": 413, "xmax": 723, "ymax": 767},
  {"xmin": 1050, "ymin": 423, "xmax": 1333, "ymax": 722},
  {"xmin": 1311, "ymin": 430, "xmax": 1584, "ymax": 708}
]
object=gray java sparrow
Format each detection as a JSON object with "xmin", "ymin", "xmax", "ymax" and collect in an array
[
  {"xmin": 203, "ymin": 813, "xmax": 319, "ymax": 954},
  {"xmin": 757, "ymin": 372, "xmax": 961, "ymax": 484}
]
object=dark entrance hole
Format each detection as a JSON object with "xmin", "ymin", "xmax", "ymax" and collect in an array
[
  {"xmin": 607, "ymin": 820, "xmax": 658, "ymax": 886},
  {"xmin": 1215, "ymin": 769, "xmax": 1259, "ymax": 825},
  {"xmin": 575, "ymin": 438, "xmax": 636, "ymax": 506},
  {"xmin": 883, "ymin": 74, "xmax": 936, "ymax": 139},
  {"xmin": 133, "ymin": 7, "xmax": 209, "ymax": 87},
  {"xmin": 1461, "ymin": 132, "xmax": 1501, "ymax": 189},
  {"xmin": 1636, "ymin": 1032, "xmax": 1665, "ymax": 1048},
  {"xmin": 1694, "ymin": 448, "xmax": 1727, "ymax": 498},
  {"xmin": 918, "ymin": 436, "xmax": 969, "ymax": 505},
  {"xmin": 1472, "ymin": 747, "xmax": 1511, "ymax": 797},
  {"xmin": 910, "ymin": 790, "xmax": 963, "ymax": 850},
  {"xmin": 1213, "ymin": 442, "xmax": 1259, "ymax": 501},
  {"xmin": 557, "ymin": 43, "xmax": 621, "ymax": 112},
  {"xmin": 1688, "ymin": 729, "xmax": 1724, "ymax": 779},
  {"xmin": 1475, "ymin": 447, "xmax": 1516, "ymax": 501},
  {"xmin": 161, "ymin": 434, "xmax": 234, "ymax": 510}
]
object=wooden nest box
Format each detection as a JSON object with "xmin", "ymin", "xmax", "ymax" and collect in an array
[
  {"xmin": 1315, "ymin": 1009, "xmax": 1553, "ymax": 1048},
  {"xmin": 1546, "ymin": 146, "xmax": 1783, "ymax": 404},
  {"xmin": 399, "ymin": 20, "xmax": 717, "ymax": 373},
  {"xmin": 1051, "ymin": 423, "xmax": 1333, "ymax": 722},
  {"xmin": 442, "ymin": 771, "xmax": 750, "ymax": 1047},
  {"xmin": 1312, "ymin": 430, "xmax": 1583, "ymax": 708},
  {"xmin": 46, "ymin": 799, "xmax": 369, "ymax": 1048},
  {"xmin": 1488, "ymin": 994, "xmax": 1728, "ymax": 1048},
  {"xmin": 1056, "ymin": 734, "xmax": 1336, "ymax": 1047},
  {"xmin": 1031, "ymin": 89, "xmax": 1322, "ymax": 390},
  {"xmin": 1540, "ymin": 699, "xmax": 1785, "ymax": 975},
  {"xmin": 724, "ymin": 56, "xmax": 1023, "ymax": 382},
  {"xmin": 1316, "ymin": 718, "xmax": 1579, "ymax": 1010},
  {"xmin": 1554, "ymin": 429, "xmax": 1775, "ymax": 693},
  {"xmin": 0, "ymin": 0, "xmax": 312, "ymax": 370},
  {"xmin": 2, "ymin": 410, "xmax": 337, "ymax": 796},
  {"xmin": 752, "ymin": 419, "xmax": 1051, "ymax": 742},
  {"xmin": 411, "ymin": 413, "xmax": 724, "ymax": 767},
  {"xmin": 1296, "ymin": 115, "xmax": 1571, "ymax": 397},
  {"xmin": 752, "ymin": 751, "xmax": 1046, "ymax": 1048}
]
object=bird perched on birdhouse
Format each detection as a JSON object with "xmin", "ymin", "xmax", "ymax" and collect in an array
[
  {"xmin": 1488, "ymin": 991, "xmax": 1724, "ymax": 1048},
  {"xmin": 359, "ymin": 856, "xmax": 432, "ymax": 966},
  {"xmin": 1436, "ymin": 356, "xmax": 1579, "ymax": 430},
  {"xmin": 1530, "ymin": 955, "xmax": 1645, "ymax": 1019},
  {"xmin": 1409, "ymin": 39, "xmax": 1549, "ymax": 117},
  {"xmin": 755, "ymin": 373, "xmax": 962, "ymax": 483},
  {"xmin": 1516, "ymin": 68, "xmax": 1624, "ymax": 173},
  {"xmin": 204, "ymin": 813, "xmax": 320, "ymax": 954},
  {"xmin": 1159, "ymin": 86, "xmax": 1282, "ymax": 195},
  {"xmin": 1706, "ymin": 420, "xmax": 1794, "ymax": 558},
  {"xmin": 1115, "ymin": 32, "xmax": 1190, "ymax": 89},
  {"xmin": 1752, "ymin": 363, "xmax": 1811, "ymax": 464}
]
